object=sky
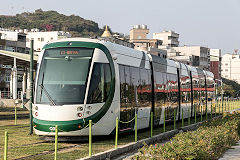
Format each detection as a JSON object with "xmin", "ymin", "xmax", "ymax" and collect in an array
[{"xmin": 0, "ymin": 0, "xmax": 240, "ymax": 54}]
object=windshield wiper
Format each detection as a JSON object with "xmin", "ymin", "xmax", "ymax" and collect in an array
[{"xmin": 39, "ymin": 84, "xmax": 56, "ymax": 106}]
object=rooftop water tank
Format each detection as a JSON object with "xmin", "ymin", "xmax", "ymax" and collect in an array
[
  {"xmin": 141, "ymin": 25, "xmax": 147, "ymax": 29},
  {"xmin": 134, "ymin": 25, "xmax": 141, "ymax": 29}
]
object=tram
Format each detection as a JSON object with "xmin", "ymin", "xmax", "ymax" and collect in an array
[{"xmin": 32, "ymin": 38, "xmax": 215, "ymax": 136}]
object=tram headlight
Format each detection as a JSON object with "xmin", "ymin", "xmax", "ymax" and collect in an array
[
  {"xmin": 35, "ymin": 112, "xmax": 38, "ymax": 116},
  {"xmin": 87, "ymin": 106, "xmax": 92, "ymax": 110},
  {"xmin": 77, "ymin": 113, "xmax": 82, "ymax": 117},
  {"xmin": 77, "ymin": 106, "xmax": 83, "ymax": 111}
]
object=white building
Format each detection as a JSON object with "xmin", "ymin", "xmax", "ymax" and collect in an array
[
  {"xmin": 153, "ymin": 30, "xmax": 179, "ymax": 47},
  {"xmin": 221, "ymin": 54, "xmax": 240, "ymax": 84},
  {"xmin": 0, "ymin": 29, "xmax": 27, "ymax": 53},
  {"xmin": 173, "ymin": 46, "xmax": 210, "ymax": 70},
  {"xmin": 26, "ymin": 30, "xmax": 71, "ymax": 54}
]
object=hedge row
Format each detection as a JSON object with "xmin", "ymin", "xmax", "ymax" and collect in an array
[{"xmin": 137, "ymin": 113, "xmax": 240, "ymax": 160}]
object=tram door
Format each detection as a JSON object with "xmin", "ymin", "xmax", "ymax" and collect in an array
[{"xmin": 119, "ymin": 65, "xmax": 135, "ymax": 131}]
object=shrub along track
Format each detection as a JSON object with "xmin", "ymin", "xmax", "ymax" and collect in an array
[{"xmin": 136, "ymin": 113, "xmax": 240, "ymax": 160}]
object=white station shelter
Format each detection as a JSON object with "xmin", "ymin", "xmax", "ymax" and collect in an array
[{"xmin": 0, "ymin": 50, "xmax": 38, "ymax": 100}]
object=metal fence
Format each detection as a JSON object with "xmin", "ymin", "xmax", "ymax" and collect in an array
[{"xmin": 0, "ymin": 91, "xmax": 22, "ymax": 99}]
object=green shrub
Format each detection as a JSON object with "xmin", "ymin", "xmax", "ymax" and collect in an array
[{"xmin": 137, "ymin": 113, "xmax": 240, "ymax": 160}]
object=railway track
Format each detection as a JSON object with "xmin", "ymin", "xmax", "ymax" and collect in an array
[
  {"xmin": 0, "ymin": 114, "xmax": 29, "ymax": 120},
  {"xmin": 15, "ymin": 144, "xmax": 80, "ymax": 160}
]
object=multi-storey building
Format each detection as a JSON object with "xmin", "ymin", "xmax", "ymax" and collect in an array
[
  {"xmin": 0, "ymin": 29, "xmax": 27, "ymax": 53},
  {"xmin": 221, "ymin": 53, "xmax": 240, "ymax": 84},
  {"xmin": 210, "ymin": 49, "xmax": 221, "ymax": 80},
  {"xmin": 153, "ymin": 30, "xmax": 179, "ymax": 47},
  {"xmin": 26, "ymin": 29, "xmax": 71, "ymax": 54},
  {"xmin": 129, "ymin": 25, "xmax": 166, "ymax": 58},
  {"xmin": 172, "ymin": 46, "xmax": 210, "ymax": 70}
]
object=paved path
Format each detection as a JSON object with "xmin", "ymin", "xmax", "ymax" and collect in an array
[{"xmin": 219, "ymin": 141, "xmax": 240, "ymax": 160}]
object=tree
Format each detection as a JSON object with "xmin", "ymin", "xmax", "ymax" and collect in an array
[
  {"xmin": 221, "ymin": 77, "xmax": 240, "ymax": 97},
  {"xmin": 0, "ymin": 9, "xmax": 104, "ymax": 37},
  {"xmin": 222, "ymin": 84, "xmax": 235, "ymax": 97}
]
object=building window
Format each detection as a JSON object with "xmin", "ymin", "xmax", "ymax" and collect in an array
[
  {"xmin": 225, "ymin": 69, "xmax": 228, "ymax": 72},
  {"xmin": 5, "ymin": 74, "xmax": 11, "ymax": 82},
  {"xmin": 17, "ymin": 75, "xmax": 23, "ymax": 82},
  {"xmin": 225, "ymin": 75, "xmax": 228, "ymax": 78},
  {"xmin": 26, "ymin": 38, "xmax": 29, "ymax": 42},
  {"xmin": 138, "ymin": 35, "xmax": 142, "ymax": 39},
  {"xmin": 41, "ymin": 38, "xmax": 44, "ymax": 41},
  {"xmin": 38, "ymin": 38, "xmax": 41, "ymax": 41},
  {"xmin": 225, "ymin": 63, "xmax": 228, "ymax": 66}
]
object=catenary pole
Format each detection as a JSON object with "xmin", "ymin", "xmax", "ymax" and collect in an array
[{"xmin": 29, "ymin": 40, "xmax": 34, "ymax": 135}]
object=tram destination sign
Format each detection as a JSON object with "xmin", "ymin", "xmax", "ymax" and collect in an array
[{"xmin": 60, "ymin": 50, "xmax": 80, "ymax": 55}]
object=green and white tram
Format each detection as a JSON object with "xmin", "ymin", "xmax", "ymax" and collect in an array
[{"xmin": 32, "ymin": 38, "xmax": 215, "ymax": 136}]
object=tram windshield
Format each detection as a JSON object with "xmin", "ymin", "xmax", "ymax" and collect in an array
[{"xmin": 36, "ymin": 47, "xmax": 94, "ymax": 105}]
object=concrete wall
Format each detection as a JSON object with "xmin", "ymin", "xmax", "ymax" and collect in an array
[{"xmin": 0, "ymin": 99, "xmax": 21, "ymax": 107}]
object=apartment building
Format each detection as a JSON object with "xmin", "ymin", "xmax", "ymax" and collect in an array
[
  {"xmin": 26, "ymin": 29, "xmax": 71, "ymax": 54},
  {"xmin": 129, "ymin": 25, "xmax": 166, "ymax": 58},
  {"xmin": 0, "ymin": 29, "xmax": 27, "ymax": 53},
  {"xmin": 173, "ymin": 46, "xmax": 210, "ymax": 70},
  {"xmin": 153, "ymin": 30, "xmax": 179, "ymax": 47},
  {"xmin": 221, "ymin": 53, "xmax": 240, "ymax": 84}
]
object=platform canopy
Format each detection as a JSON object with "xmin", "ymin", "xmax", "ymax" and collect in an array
[{"xmin": 0, "ymin": 50, "xmax": 38, "ymax": 68}]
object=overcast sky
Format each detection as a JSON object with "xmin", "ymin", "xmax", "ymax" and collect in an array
[{"xmin": 0, "ymin": 0, "xmax": 240, "ymax": 54}]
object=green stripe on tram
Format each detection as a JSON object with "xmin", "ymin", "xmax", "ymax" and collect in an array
[{"xmin": 34, "ymin": 41, "xmax": 115, "ymax": 132}]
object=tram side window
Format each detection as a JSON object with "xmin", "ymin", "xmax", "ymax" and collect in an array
[
  {"xmin": 154, "ymin": 71, "xmax": 167, "ymax": 119},
  {"xmin": 119, "ymin": 65, "xmax": 150, "ymax": 109},
  {"xmin": 125, "ymin": 66, "xmax": 132, "ymax": 105},
  {"xmin": 147, "ymin": 70, "xmax": 152, "ymax": 105},
  {"xmin": 155, "ymin": 71, "xmax": 166, "ymax": 107},
  {"xmin": 192, "ymin": 76, "xmax": 199, "ymax": 103},
  {"xmin": 139, "ymin": 69, "xmax": 151, "ymax": 107},
  {"xmin": 87, "ymin": 63, "xmax": 111, "ymax": 104},
  {"xmin": 207, "ymin": 78, "xmax": 214, "ymax": 101},
  {"xmin": 199, "ymin": 76, "xmax": 206, "ymax": 103},
  {"xmin": 130, "ymin": 67, "xmax": 140, "ymax": 108},
  {"xmin": 180, "ymin": 75, "xmax": 191, "ymax": 103},
  {"xmin": 119, "ymin": 65, "xmax": 126, "ymax": 106},
  {"xmin": 167, "ymin": 73, "xmax": 178, "ymax": 105}
]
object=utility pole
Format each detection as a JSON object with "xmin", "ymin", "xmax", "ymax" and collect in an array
[{"xmin": 29, "ymin": 40, "xmax": 34, "ymax": 135}]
